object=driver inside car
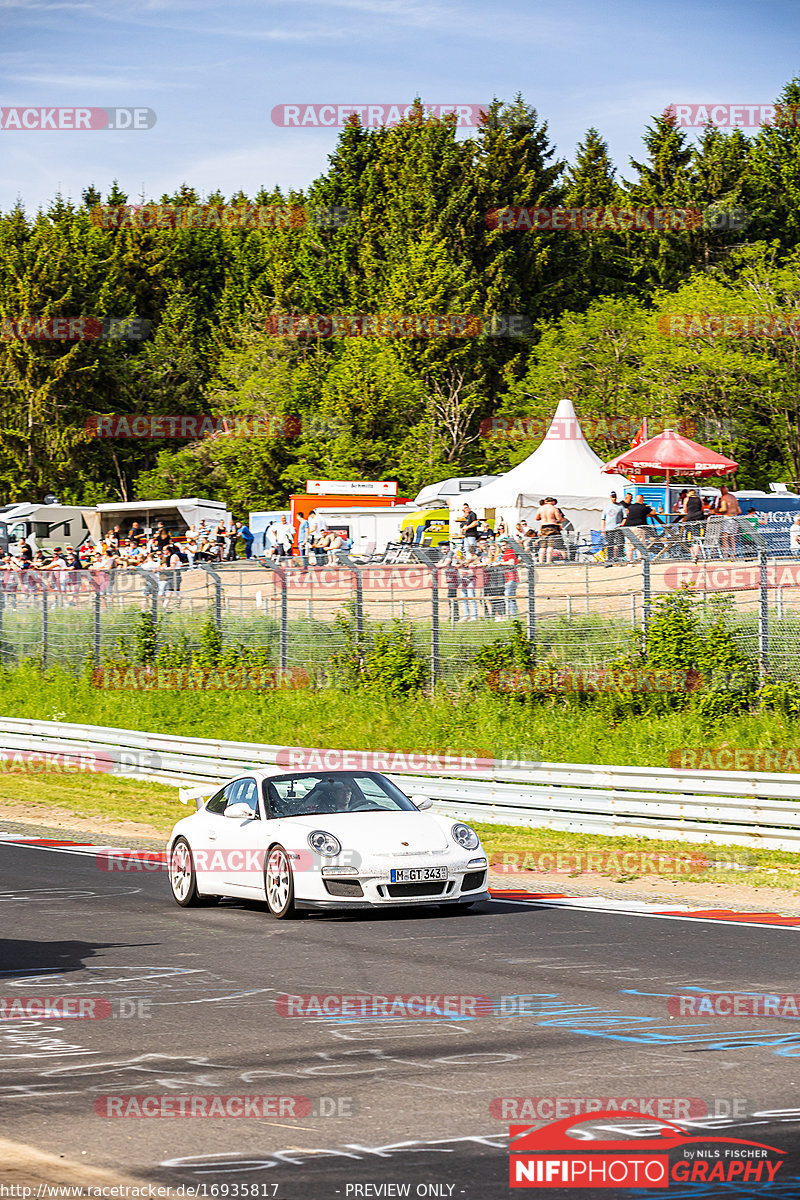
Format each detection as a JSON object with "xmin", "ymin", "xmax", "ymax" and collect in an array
[{"xmin": 313, "ymin": 778, "xmax": 356, "ymax": 812}]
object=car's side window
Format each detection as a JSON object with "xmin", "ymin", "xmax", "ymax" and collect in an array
[
  {"xmin": 239, "ymin": 779, "xmax": 259, "ymax": 818},
  {"xmin": 206, "ymin": 779, "xmax": 246, "ymax": 816},
  {"xmin": 205, "ymin": 786, "xmax": 228, "ymax": 816}
]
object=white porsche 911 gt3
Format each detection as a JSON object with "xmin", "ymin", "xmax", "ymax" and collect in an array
[{"xmin": 167, "ymin": 768, "xmax": 489, "ymax": 917}]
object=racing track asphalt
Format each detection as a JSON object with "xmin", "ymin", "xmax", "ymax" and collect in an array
[{"xmin": 1, "ymin": 840, "xmax": 799, "ymax": 1200}]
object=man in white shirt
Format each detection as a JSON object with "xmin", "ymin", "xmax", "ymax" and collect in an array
[
  {"xmin": 276, "ymin": 515, "xmax": 294, "ymax": 559},
  {"xmin": 601, "ymin": 492, "xmax": 626, "ymax": 562}
]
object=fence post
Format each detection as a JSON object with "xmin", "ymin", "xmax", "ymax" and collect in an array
[
  {"xmin": 41, "ymin": 587, "xmax": 48, "ymax": 670},
  {"xmin": 759, "ymin": 547, "xmax": 770, "ymax": 681},
  {"xmin": 132, "ymin": 568, "xmax": 160, "ymax": 655},
  {"xmin": 197, "ymin": 564, "xmax": 223, "ymax": 632},
  {"xmin": 265, "ymin": 562, "xmax": 288, "ymax": 676},
  {"xmin": 620, "ymin": 530, "xmax": 652, "ymax": 649},
  {"xmin": 93, "ymin": 587, "xmax": 101, "ymax": 666},
  {"xmin": 503, "ymin": 539, "xmax": 535, "ymax": 660},
  {"xmin": 336, "ymin": 552, "xmax": 363, "ymax": 641},
  {"xmin": 411, "ymin": 547, "xmax": 439, "ymax": 687}
]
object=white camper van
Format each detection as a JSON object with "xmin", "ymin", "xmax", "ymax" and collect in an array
[
  {"xmin": 0, "ymin": 502, "xmax": 92, "ymax": 554},
  {"xmin": 87, "ymin": 498, "xmax": 231, "ymax": 544}
]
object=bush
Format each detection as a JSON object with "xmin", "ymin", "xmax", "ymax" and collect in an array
[{"xmin": 330, "ymin": 611, "xmax": 428, "ymax": 697}]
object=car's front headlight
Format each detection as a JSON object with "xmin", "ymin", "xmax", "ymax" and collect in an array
[
  {"xmin": 308, "ymin": 830, "xmax": 342, "ymax": 856},
  {"xmin": 451, "ymin": 823, "xmax": 479, "ymax": 851}
]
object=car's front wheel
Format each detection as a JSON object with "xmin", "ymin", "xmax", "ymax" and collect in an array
[
  {"xmin": 264, "ymin": 845, "xmax": 296, "ymax": 919},
  {"xmin": 169, "ymin": 838, "xmax": 204, "ymax": 907}
]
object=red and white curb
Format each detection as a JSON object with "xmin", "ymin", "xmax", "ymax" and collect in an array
[{"xmin": 490, "ymin": 886, "xmax": 800, "ymax": 928}]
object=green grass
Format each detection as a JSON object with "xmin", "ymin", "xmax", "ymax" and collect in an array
[{"xmin": 4, "ymin": 660, "xmax": 800, "ymax": 767}]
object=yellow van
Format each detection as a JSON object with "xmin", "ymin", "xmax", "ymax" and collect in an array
[{"xmin": 400, "ymin": 508, "xmax": 451, "ymax": 547}]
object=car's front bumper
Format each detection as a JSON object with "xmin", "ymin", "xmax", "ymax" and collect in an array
[
  {"xmin": 294, "ymin": 861, "xmax": 489, "ymax": 909},
  {"xmin": 295, "ymin": 890, "xmax": 490, "ymax": 912}
]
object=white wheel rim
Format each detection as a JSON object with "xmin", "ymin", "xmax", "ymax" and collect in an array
[
  {"xmin": 266, "ymin": 849, "xmax": 290, "ymax": 911},
  {"xmin": 170, "ymin": 842, "xmax": 192, "ymax": 900}
]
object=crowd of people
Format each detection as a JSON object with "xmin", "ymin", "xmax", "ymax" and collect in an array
[
  {"xmin": 0, "ymin": 517, "xmax": 254, "ymax": 606},
  {"xmin": 600, "ymin": 486, "xmax": 757, "ymax": 561}
]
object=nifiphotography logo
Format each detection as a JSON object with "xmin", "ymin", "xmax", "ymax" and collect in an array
[{"xmin": 508, "ymin": 1110, "xmax": 785, "ymax": 1188}]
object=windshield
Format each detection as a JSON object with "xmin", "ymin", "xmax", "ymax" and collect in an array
[{"xmin": 261, "ymin": 772, "xmax": 418, "ymax": 817}]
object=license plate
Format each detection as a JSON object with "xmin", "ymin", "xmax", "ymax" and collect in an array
[{"xmin": 390, "ymin": 867, "xmax": 447, "ymax": 882}]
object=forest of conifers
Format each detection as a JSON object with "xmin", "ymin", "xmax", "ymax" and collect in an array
[{"xmin": 4, "ymin": 84, "xmax": 800, "ymax": 515}]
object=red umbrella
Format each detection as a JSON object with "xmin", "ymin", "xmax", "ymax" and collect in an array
[{"xmin": 602, "ymin": 428, "xmax": 738, "ymax": 482}]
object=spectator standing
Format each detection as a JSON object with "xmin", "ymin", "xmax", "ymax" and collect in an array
[
  {"xmin": 486, "ymin": 543, "xmax": 505, "ymax": 619},
  {"xmin": 225, "ymin": 522, "xmax": 239, "ymax": 561},
  {"xmin": 683, "ymin": 489, "xmax": 704, "ymax": 552},
  {"xmin": 264, "ymin": 521, "xmax": 279, "ymax": 560},
  {"xmin": 63, "ymin": 545, "xmax": 82, "ymax": 604},
  {"xmin": 459, "ymin": 552, "xmax": 478, "ymax": 620},
  {"xmin": 622, "ymin": 493, "xmax": 654, "ymax": 561},
  {"xmin": 715, "ymin": 485, "xmax": 741, "ymax": 559},
  {"xmin": 535, "ymin": 498, "xmax": 563, "ymax": 564},
  {"xmin": 459, "ymin": 503, "xmax": 479, "ymax": 552},
  {"xmin": 275, "ymin": 515, "xmax": 294, "ymax": 559},
  {"xmin": 502, "ymin": 545, "xmax": 520, "ymax": 617},
  {"xmin": 2, "ymin": 555, "xmax": 18, "ymax": 609},
  {"xmin": 601, "ymin": 492, "xmax": 625, "ymax": 562},
  {"xmin": 214, "ymin": 520, "xmax": 227, "ymax": 560},
  {"xmin": 297, "ymin": 514, "xmax": 311, "ymax": 569},
  {"xmin": 440, "ymin": 546, "xmax": 460, "ymax": 623},
  {"xmin": 239, "ymin": 522, "xmax": 254, "ymax": 560}
]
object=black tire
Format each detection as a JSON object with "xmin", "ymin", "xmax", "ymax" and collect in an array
[
  {"xmin": 169, "ymin": 838, "xmax": 204, "ymax": 907},
  {"xmin": 264, "ymin": 844, "xmax": 296, "ymax": 919}
]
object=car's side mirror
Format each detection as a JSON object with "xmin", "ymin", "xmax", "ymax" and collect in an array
[
  {"xmin": 225, "ymin": 802, "xmax": 257, "ymax": 820},
  {"xmin": 411, "ymin": 795, "xmax": 433, "ymax": 811}
]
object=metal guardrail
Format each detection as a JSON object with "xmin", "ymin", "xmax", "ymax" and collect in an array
[{"xmin": 0, "ymin": 717, "xmax": 799, "ymax": 852}]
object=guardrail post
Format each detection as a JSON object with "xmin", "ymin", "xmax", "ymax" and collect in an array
[
  {"xmin": 93, "ymin": 586, "xmax": 101, "ymax": 666},
  {"xmin": 197, "ymin": 563, "xmax": 223, "ymax": 631},
  {"xmin": 411, "ymin": 547, "xmax": 439, "ymax": 687},
  {"xmin": 759, "ymin": 547, "xmax": 769, "ymax": 681},
  {"xmin": 41, "ymin": 587, "xmax": 48, "ymax": 670}
]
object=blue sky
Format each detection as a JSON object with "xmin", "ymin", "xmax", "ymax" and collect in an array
[{"xmin": 2, "ymin": 0, "xmax": 799, "ymax": 213}]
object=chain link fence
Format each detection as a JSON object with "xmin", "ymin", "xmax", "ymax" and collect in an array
[{"xmin": 2, "ymin": 516, "xmax": 799, "ymax": 688}]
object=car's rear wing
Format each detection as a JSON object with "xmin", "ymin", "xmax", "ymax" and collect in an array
[{"xmin": 178, "ymin": 784, "xmax": 216, "ymax": 810}]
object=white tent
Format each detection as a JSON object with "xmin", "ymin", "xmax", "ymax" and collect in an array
[{"xmin": 449, "ymin": 397, "xmax": 632, "ymax": 540}]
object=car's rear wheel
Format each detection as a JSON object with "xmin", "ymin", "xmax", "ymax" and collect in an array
[
  {"xmin": 169, "ymin": 838, "xmax": 204, "ymax": 907},
  {"xmin": 265, "ymin": 845, "xmax": 296, "ymax": 919}
]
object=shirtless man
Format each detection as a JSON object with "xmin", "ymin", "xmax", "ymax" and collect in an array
[
  {"xmin": 717, "ymin": 485, "xmax": 740, "ymax": 559},
  {"xmin": 536, "ymin": 497, "xmax": 563, "ymax": 564}
]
